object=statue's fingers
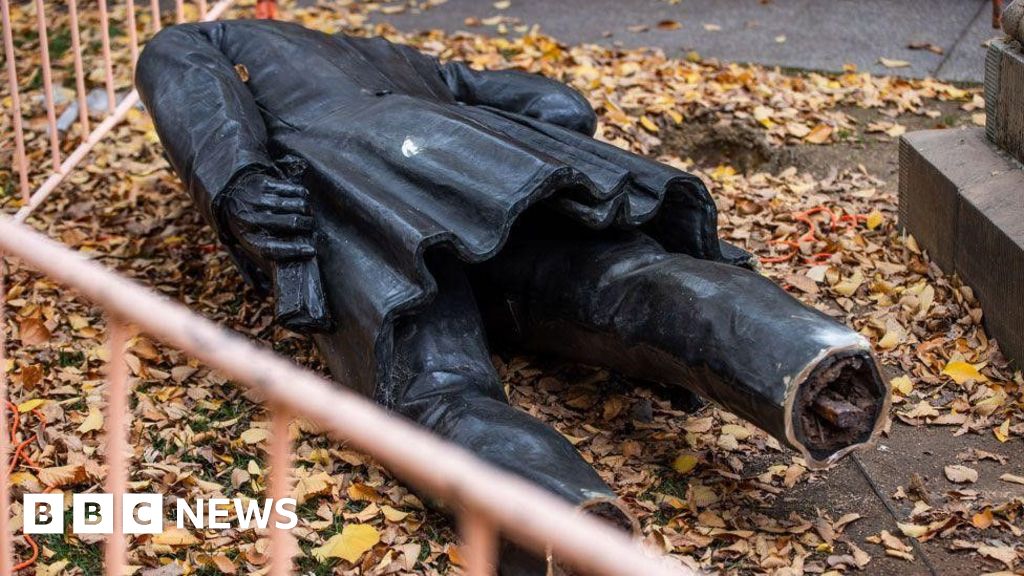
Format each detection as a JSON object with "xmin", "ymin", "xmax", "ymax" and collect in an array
[
  {"xmin": 251, "ymin": 194, "xmax": 311, "ymax": 215},
  {"xmin": 246, "ymin": 212, "xmax": 315, "ymax": 234},
  {"xmin": 262, "ymin": 180, "xmax": 309, "ymax": 199},
  {"xmin": 250, "ymin": 236, "xmax": 316, "ymax": 260}
]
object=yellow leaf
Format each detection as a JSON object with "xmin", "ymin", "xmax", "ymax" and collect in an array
[
  {"xmin": 994, "ymin": 418, "xmax": 1011, "ymax": 442},
  {"xmin": 878, "ymin": 330, "xmax": 901, "ymax": 349},
  {"xmin": 833, "ymin": 272, "xmax": 863, "ymax": 296},
  {"xmin": 897, "ymin": 522, "xmax": 929, "ymax": 538},
  {"xmin": 804, "ymin": 124, "xmax": 833, "ymax": 144},
  {"xmin": 152, "ymin": 527, "xmax": 200, "ymax": 546},
  {"xmin": 890, "ymin": 375, "xmax": 913, "ymax": 396},
  {"xmin": 240, "ymin": 427, "xmax": 269, "ymax": 445},
  {"xmin": 639, "ymin": 115, "xmax": 659, "ymax": 133},
  {"xmin": 879, "ymin": 57, "xmax": 910, "ymax": 68},
  {"xmin": 709, "ymin": 164, "xmax": 736, "ymax": 181},
  {"xmin": 78, "ymin": 406, "xmax": 104, "ymax": 434},
  {"xmin": 312, "ymin": 524, "xmax": 380, "ymax": 563},
  {"xmin": 294, "ymin": 470, "xmax": 333, "ymax": 504},
  {"xmin": 941, "ymin": 360, "xmax": 986, "ymax": 385},
  {"xmin": 721, "ymin": 424, "xmax": 750, "ymax": 440},
  {"xmin": 35, "ymin": 560, "xmax": 70, "ymax": 576},
  {"xmin": 347, "ymin": 483, "xmax": 381, "ymax": 502},
  {"xmin": 381, "ymin": 505, "xmax": 409, "ymax": 522},
  {"xmin": 672, "ymin": 453, "xmax": 699, "ymax": 474},
  {"xmin": 16, "ymin": 398, "xmax": 46, "ymax": 413},
  {"xmin": 866, "ymin": 210, "xmax": 884, "ymax": 230},
  {"xmin": 885, "ymin": 123, "xmax": 907, "ymax": 138},
  {"xmin": 68, "ymin": 314, "xmax": 90, "ymax": 330}
]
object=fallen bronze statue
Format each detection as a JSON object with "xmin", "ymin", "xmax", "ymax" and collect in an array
[{"xmin": 136, "ymin": 20, "xmax": 890, "ymax": 574}]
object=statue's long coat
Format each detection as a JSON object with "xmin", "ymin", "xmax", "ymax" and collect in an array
[{"xmin": 136, "ymin": 20, "xmax": 737, "ymax": 401}]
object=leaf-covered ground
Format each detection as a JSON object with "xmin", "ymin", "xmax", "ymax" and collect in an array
[{"xmin": 1, "ymin": 1, "xmax": 1022, "ymax": 574}]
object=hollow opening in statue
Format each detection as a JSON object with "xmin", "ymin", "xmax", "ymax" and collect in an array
[{"xmin": 794, "ymin": 351, "xmax": 886, "ymax": 461}]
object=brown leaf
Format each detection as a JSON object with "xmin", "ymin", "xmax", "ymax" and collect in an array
[
  {"xmin": 944, "ymin": 464, "xmax": 978, "ymax": 484},
  {"xmin": 38, "ymin": 464, "xmax": 86, "ymax": 488},
  {"xmin": 19, "ymin": 318, "xmax": 50, "ymax": 346}
]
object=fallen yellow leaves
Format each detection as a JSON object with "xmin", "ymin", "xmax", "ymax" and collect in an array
[
  {"xmin": 994, "ymin": 418, "xmax": 1011, "ymax": 442},
  {"xmin": 639, "ymin": 115, "xmax": 659, "ymax": 133},
  {"xmin": 803, "ymin": 124, "xmax": 832, "ymax": 144},
  {"xmin": 152, "ymin": 527, "xmax": 200, "ymax": 546},
  {"xmin": 77, "ymin": 405, "xmax": 104, "ymax": 433},
  {"xmin": 878, "ymin": 57, "xmax": 910, "ymax": 69},
  {"xmin": 294, "ymin": 469, "xmax": 334, "ymax": 504},
  {"xmin": 890, "ymin": 375, "xmax": 914, "ymax": 396},
  {"xmin": 240, "ymin": 426, "xmax": 269, "ymax": 444},
  {"xmin": 312, "ymin": 524, "xmax": 381, "ymax": 563},
  {"xmin": 867, "ymin": 530, "xmax": 914, "ymax": 561},
  {"xmin": 16, "ymin": 398, "xmax": 47, "ymax": 412},
  {"xmin": 672, "ymin": 453, "xmax": 699, "ymax": 474},
  {"xmin": 941, "ymin": 360, "xmax": 987, "ymax": 385}
]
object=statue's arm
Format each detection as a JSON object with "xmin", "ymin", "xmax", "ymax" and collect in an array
[
  {"xmin": 440, "ymin": 60, "xmax": 598, "ymax": 136},
  {"xmin": 135, "ymin": 23, "xmax": 275, "ymax": 235}
]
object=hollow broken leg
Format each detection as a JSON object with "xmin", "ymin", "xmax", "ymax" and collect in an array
[{"xmin": 474, "ymin": 217, "xmax": 889, "ymax": 468}]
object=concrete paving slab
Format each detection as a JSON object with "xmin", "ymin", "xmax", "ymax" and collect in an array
[
  {"xmin": 937, "ymin": 3, "xmax": 1003, "ymax": 83},
  {"xmin": 372, "ymin": 0, "xmax": 990, "ymax": 82}
]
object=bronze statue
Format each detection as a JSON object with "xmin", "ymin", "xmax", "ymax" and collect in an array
[{"xmin": 137, "ymin": 20, "xmax": 889, "ymax": 574}]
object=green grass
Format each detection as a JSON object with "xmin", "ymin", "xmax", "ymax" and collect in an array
[
  {"xmin": 49, "ymin": 28, "xmax": 71, "ymax": 60},
  {"xmin": 58, "ymin": 350, "xmax": 86, "ymax": 368},
  {"xmin": 37, "ymin": 512, "xmax": 104, "ymax": 575}
]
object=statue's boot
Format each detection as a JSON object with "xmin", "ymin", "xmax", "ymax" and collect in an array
[
  {"xmin": 474, "ymin": 218, "xmax": 889, "ymax": 468},
  {"xmin": 387, "ymin": 253, "xmax": 635, "ymax": 574}
]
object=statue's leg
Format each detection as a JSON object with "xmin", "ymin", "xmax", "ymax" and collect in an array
[
  {"xmin": 474, "ymin": 216, "xmax": 889, "ymax": 468},
  {"xmin": 385, "ymin": 253, "xmax": 634, "ymax": 574}
]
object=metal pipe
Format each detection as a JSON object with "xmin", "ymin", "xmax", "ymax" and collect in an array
[
  {"xmin": 149, "ymin": 0, "xmax": 160, "ymax": 33},
  {"xmin": 67, "ymin": 0, "xmax": 91, "ymax": 136},
  {"xmin": 103, "ymin": 320, "xmax": 130, "ymax": 576},
  {"xmin": 269, "ymin": 408, "xmax": 295, "ymax": 576},
  {"xmin": 0, "ymin": 218, "xmax": 688, "ymax": 576},
  {"xmin": 97, "ymin": 0, "xmax": 117, "ymax": 117},
  {"xmin": 126, "ymin": 0, "xmax": 140, "ymax": 71},
  {"xmin": 0, "ymin": 262, "xmax": 13, "ymax": 575},
  {"xmin": 462, "ymin": 513, "xmax": 497, "ymax": 576},
  {"xmin": 1, "ymin": 0, "xmax": 30, "ymax": 200},
  {"xmin": 15, "ymin": 91, "xmax": 142, "ymax": 222},
  {"xmin": 13, "ymin": 0, "xmax": 237, "ymax": 223},
  {"xmin": 34, "ymin": 0, "xmax": 61, "ymax": 171}
]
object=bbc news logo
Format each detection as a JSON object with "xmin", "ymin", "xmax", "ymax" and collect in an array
[{"xmin": 23, "ymin": 494, "xmax": 298, "ymax": 534}]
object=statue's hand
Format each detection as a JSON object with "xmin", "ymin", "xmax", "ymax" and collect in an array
[{"xmin": 221, "ymin": 171, "xmax": 316, "ymax": 264}]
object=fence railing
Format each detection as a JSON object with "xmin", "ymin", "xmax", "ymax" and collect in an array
[{"xmin": 0, "ymin": 2, "xmax": 693, "ymax": 575}]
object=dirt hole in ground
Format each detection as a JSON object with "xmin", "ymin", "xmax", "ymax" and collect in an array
[{"xmin": 655, "ymin": 116, "xmax": 795, "ymax": 173}]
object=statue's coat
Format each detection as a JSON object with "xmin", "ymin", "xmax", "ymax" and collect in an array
[{"xmin": 136, "ymin": 20, "xmax": 733, "ymax": 399}]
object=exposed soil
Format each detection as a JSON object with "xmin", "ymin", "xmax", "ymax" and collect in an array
[{"xmin": 657, "ymin": 101, "xmax": 971, "ymax": 195}]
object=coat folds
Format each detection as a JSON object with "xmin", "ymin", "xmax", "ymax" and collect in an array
[{"xmin": 136, "ymin": 20, "xmax": 742, "ymax": 400}]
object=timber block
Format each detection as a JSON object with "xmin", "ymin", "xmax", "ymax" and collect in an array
[
  {"xmin": 899, "ymin": 127, "xmax": 1024, "ymax": 367},
  {"xmin": 985, "ymin": 38, "xmax": 1024, "ymax": 164}
]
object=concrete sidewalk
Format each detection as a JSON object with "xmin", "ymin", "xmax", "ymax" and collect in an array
[{"xmin": 372, "ymin": 0, "xmax": 998, "ymax": 83}]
